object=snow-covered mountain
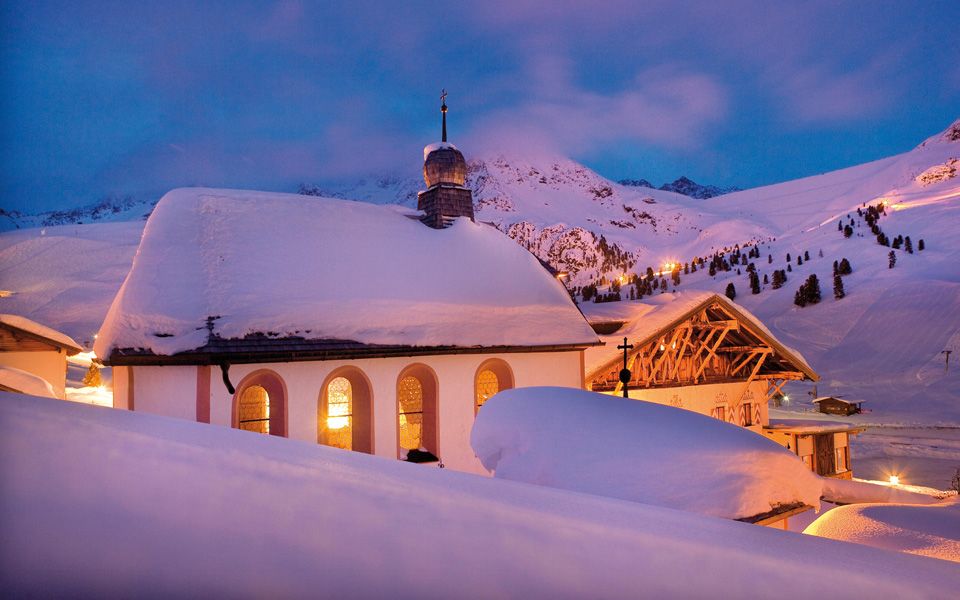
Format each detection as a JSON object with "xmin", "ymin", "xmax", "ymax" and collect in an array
[
  {"xmin": 0, "ymin": 194, "xmax": 157, "ymax": 231},
  {"xmin": 1, "ymin": 118, "xmax": 958, "ymax": 424},
  {"xmin": 620, "ymin": 176, "xmax": 741, "ymax": 199}
]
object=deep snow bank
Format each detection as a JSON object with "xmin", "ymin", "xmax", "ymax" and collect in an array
[
  {"xmin": 3, "ymin": 393, "xmax": 959, "ymax": 597},
  {"xmin": 805, "ymin": 498, "xmax": 960, "ymax": 563},
  {"xmin": 470, "ymin": 387, "xmax": 822, "ymax": 520}
]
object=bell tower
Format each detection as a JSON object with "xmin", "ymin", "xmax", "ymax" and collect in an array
[{"xmin": 417, "ymin": 89, "xmax": 475, "ymax": 229}]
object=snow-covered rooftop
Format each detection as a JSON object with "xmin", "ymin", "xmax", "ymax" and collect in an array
[
  {"xmin": 471, "ymin": 387, "xmax": 823, "ymax": 521},
  {"xmin": 423, "ymin": 141, "xmax": 459, "ymax": 160},
  {"xmin": 0, "ymin": 366, "xmax": 58, "ymax": 399},
  {"xmin": 95, "ymin": 188, "xmax": 598, "ymax": 359},
  {"xmin": 805, "ymin": 498, "xmax": 960, "ymax": 563},
  {"xmin": 0, "ymin": 314, "xmax": 82, "ymax": 354},
  {"xmin": 582, "ymin": 291, "xmax": 815, "ymax": 379},
  {"xmin": 4, "ymin": 392, "xmax": 959, "ymax": 596},
  {"xmin": 765, "ymin": 419, "xmax": 864, "ymax": 434},
  {"xmin": 813, "ymin": 396, "xmax": 866, "ymax": 404}
]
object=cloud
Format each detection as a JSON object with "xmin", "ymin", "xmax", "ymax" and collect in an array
[{"xmin": 463, "ymin": 57, "xmax": 727, "ymax": 158}]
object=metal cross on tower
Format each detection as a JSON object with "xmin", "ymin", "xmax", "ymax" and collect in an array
[
  {"xmin": 440, "ymin": 88, "xmax": 448, "ymax": 142},
  {"xmin": 618, "ymin": 337, "xmax": 634, "ymax": 398}
]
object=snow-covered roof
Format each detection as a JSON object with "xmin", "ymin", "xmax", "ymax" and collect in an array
[
  {"xmin": 423, "ymin": 141, "xmax": 459, "ymax": 160},
  {"xmin": 813, "ymin": 396, "xmax": 865, "ymax": 404},
  {"xmin": 95, "ymin": 188, "xmax": 598, "ymax": 360},
  {"xmin": 583, "ymin": 291, "xmax": 816, "ymax": 380},
  {"xmin": 471, "ymin": 387, "xmax": 823, "ymax": 521},
  {"xmin": 765, "ymin": 419, "xmax": 864, "ymax": 434},
  {"xmin": 7, "ymin": 392, "xmax": 959, "ymax": 596},
  {"xmin": 805, "ymin": 498, "xmax": 960, "ymax": 563},
  {"xmin": 0, "ymin": 365, "xmax": 58, "ymax": 399},
  {"xmin": 0, "ymin": 314, "xmax": 83, "ymax": 354}
]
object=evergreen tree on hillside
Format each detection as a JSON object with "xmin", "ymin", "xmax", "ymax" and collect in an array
[
  {"xmin": 905, "ymin": 236, "xmax": 913, "ymax": 254},
  {"xmin": 771, "ymin": 270, "xmax": 785, "ymax": 290},
  {"xmin": 838, "ymin": 221, "xmax": 843, "ymax": 231},
  {"xmin": 797, "ymin": 256, "xmax": 803, "ymax": 266},
  {"xmin": 786, "ymin": 253, "xmax": 791, "ymax": 263},
  {"xmin": 839, "ymin": 258, "xmax": 852, "ymax": 275},
  {"xmin": 749, "ymin": 271, "xmax": 760, "ymax": 294},
  {"xmin": 787, "ymin": 264, "xmax": 792, "ymax": 272},
  {"xmin": 725, "ymin": 282, "xmax": 736, "ymax": 300},
  {"xmin": 833, "ymin": 272, "xmax": 845, "ymax": 300},
  {"xmin": 804, "ymin": 250, "xmax": 810, "ymax": 261},
  {"xmin": 709, "ymin": 262, "xmax": 716, "ymax": 277},
  {"xmin": 832, "ymin": 260, "xmax": 839, "ymax": 276},
  {"xmin": 918, "ymin": 239, "xmax": 925, "ymax": 251},
  {"xmin": 768, "ymin": 255, "xmax": 773, "ymax": 264},
  {"xmin": 805, "ymin": 274, "xmax": 821, "ymax": 304},
  {"xmin": 763, "ymin": 273, "xmax": 769, "ymax": 285},
  {"xmin": 888, "ymin": 251, "xmax": 896, "ymax": 269},
  {"xmin": 843, "ymin": 225, "xmax": 853, "ymax": 238},
  {"xmin": 794, "ymin": 287, "xmax": 807, "ymax": 307}
]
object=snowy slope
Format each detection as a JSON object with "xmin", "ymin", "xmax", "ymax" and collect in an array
[{"xmin": 3, "ymin": 392, "xmax": 959, "ymax": 597}]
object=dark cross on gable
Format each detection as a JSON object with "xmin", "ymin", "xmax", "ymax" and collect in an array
[
  {"xmin": 440, "ymin": 88, "xmax": 448, "ymax": 142},
  {"xmin": 617, "ymin": 337, "xmax": 633, "ymax": 398}
]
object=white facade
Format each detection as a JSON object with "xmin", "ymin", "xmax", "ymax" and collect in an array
[{"xmin": 114, "ymin": 349, "xmax": 584, "ymax": 475}]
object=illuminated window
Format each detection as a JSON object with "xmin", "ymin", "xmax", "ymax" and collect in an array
[
  {"xmin": 476, "ymin": 369, "xmax": 499, "ymax": 409},
  {"xmin": 326, "ymin": 376, "xmax": 353, "ymax": 450},
  {"xmin": 398, "ymin": 375, "xmax": 424, "ymax": 451},
  {"xmin": 238, "ymin": 385, "xmax": 270, "ymax": 434}
]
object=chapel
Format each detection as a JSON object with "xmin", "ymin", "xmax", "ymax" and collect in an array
[{"xmin": 96, "ymin": 96, "xmax": 599, "ymax": 474}]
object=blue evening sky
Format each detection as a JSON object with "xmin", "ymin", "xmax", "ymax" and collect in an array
[{"xmin": 2, "ymin": 1, "xmax": 958, "ymax": 212}]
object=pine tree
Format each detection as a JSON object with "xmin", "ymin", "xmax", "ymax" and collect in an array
[
  {"xmin": 709, "ymin": 262, "xmax": 716, "ymax": 276},
  {"xmin": 750, "ymin": 271, "xmax": 760, "ymax": 294},
  {"xmin": 82, "ymin": 363, "xmax": 102, "ymax": 387},
  {"xmin": 772, "ymin": 270, "xmax": 785, "ymax": 290},
  {"xmin": 786, "ymin": 253, "xmax": 791, "ymax": 263},
  {"xmin": 763, "ymin": 273, "xmax": 769, "ymax": 285},
  {"xmin": 787, "ymin": 264, "xmax": 792, "ymax": 272},
  {"xmin": 905, "ymin": 236, "xmax": 913, "ymax": 254},
  {"xmin": 819, "ymin": 249, "xmax": 824, "ymax": 258},
  {"xmin": 833, "ymin": 272, "xmax": 845, "ymax": 300},
  {"xmin": 839, "ymin": 258, "xmax": 852, "ymax": 275},
  {"xmin": 888, "ymin": 250, "xmax": 896, "ymax": 269},
  {"xmin": 725, "ymin": 282, "xmax": 736, "ymax": 300},
  {"xmin": 918, "ymin": 239, "xmax": 925, "ymax": 251},
  {"xmin": 832, "ymin": 260, "xmax": 839, "ymax": 276},
  {"xmin": 838, "ymin": 221, "xmax": 843, "ymax": 231},
  {"xmin": 794, "ymin": 286, "xmax": 807, "ymax": 307},
  {"xmin": 843, "ymin": 225, "xmax": 853, "ymax": 238},
  {"xmin": 767, "ymin": 255, "xmax": 772, "ymax": 264},
  {"xmin": 797, "ymin": 256, "xmax": 803, "ymax": 266},
  {"xmin": 804, "ymin": 250, "xmax": 810, "ymax": 261},
  {"xmin": 805, "ymin": 274, "xmax": 821, "ymax": 304}
]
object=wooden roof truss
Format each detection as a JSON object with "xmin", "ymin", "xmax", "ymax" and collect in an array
[{"xmin": 590, "ymin": 301, "xmax": 808, "ymax": 400}]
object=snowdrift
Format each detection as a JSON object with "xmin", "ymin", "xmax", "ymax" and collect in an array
[
  {"xmin": 3, "ymin": 393, "xmax": 959, "ymax": 597},
  {"xmin": 805, "ymin": 498, "xmax": 960, "ymax": 563},
  {"xmin": 470, "ymin": 387, "xmax": 822, "ymax": 520}
]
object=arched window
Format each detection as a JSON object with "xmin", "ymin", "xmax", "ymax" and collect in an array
[
  {"xmin": 396, "ymin": 364, "xmax": 439, "ymax": 459},
  {"xmin": 474, "ymin": 358, "xmax": 514, "ymax": 412},
  {"xmin": 232, "ymin": 370, "xmax": 287, "ymax": 437},
  {"xmin": 238, "ymin": 385, "xmax": 270, "ymax": 434},
  {"xmin": 326, "ymin": 376, "xmax": 353, "ymax": 450},
  {"xmin": 398, "ymin": 376, "xmax": 423, "ymax": 451},
  {"xmin": 319, "ymin": 367, "xmax": 374, "ymax": 454}
]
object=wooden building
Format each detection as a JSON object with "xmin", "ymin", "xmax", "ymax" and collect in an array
[
  {"xmin": 0, "ymin": 314, "xmax": 83, "ymax": 399},
  {"xmin": 813, "ymin": 396, "xmax": 865, "ymax": 416},
  {"xmin": 584, "ymin": 292, "xmax": 818, "ymax": 431},
  {"xmin": 763, "ymin": 420, "xmax": 864, "ymax": 479}
]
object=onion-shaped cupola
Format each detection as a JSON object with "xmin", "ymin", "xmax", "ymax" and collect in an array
[{"xmin": 417, "ymin": 89, "xmax": 475, "ymax": 229}]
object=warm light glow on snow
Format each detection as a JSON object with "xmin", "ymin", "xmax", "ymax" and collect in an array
[
  {"xmin": 67, "ymin": 350, "xmax": 97, "ymax": 367},
  {"xmin": 65, "ymin": 385, "xmax": 113, "ymax": 407}
]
